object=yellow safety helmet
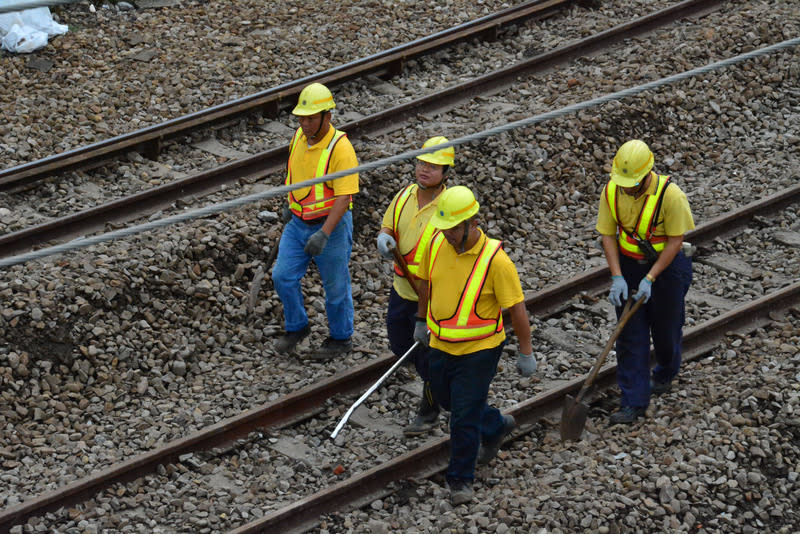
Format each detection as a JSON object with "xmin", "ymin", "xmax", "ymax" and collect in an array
[
  {"xmin": 292, "ymin": 83, "xmax": 336, "ymax": 116},
  {"xmin": 417, "ymin": 136, "xmax": 455, "ymax": 167},
  {"xmin": 610, "ymin": 139, "xmax": 654, "ymax": 187},
  {"xmin": 430, "ymin": 185, "xmax": 479, "ymax": 229}
]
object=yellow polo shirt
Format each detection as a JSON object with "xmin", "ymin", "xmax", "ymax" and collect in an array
[
  {"xmin": 596, "ymin": 172, "xmax": 695, "ymax": 237},
  {"xmin": 287, "ymin": 126, "xmax": 360, "ymax": 198},
  {"xmin": 381, "ymin": 184, "xmax": 445, "ymax": 301},
  {"xmin": 417, "ymin": 229, "xmax": 525, "ymax": 355}
]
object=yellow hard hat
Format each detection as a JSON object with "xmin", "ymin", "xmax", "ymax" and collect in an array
[
  {"xmin": 610, "ymin": 139, "xmax": 654, "ymax": 187},
  {"xmin": 430, "ymin": 185, "xmax": 479, "ymax": 229},
  {"xmin": 417, "ymin": 136, "xmax": 455, "ymax": 167},
  {"xmin": 292, "ymin": 83, "xmax": 336, "ymax": 116}
]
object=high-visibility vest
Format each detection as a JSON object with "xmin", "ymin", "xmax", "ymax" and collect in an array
[
  {"xmin": 605, "ymin": 174, "xmax": 671, "ymax": 260},
  {"xmin": 426, "ymin": 233, "xmax": 504, "ymax": 342},
  {"xmin": 285, "ymin": 127, "xmax": 353, "ymax": 221},
  {"xmin": 391, "ymin": 184, "xmax": 438, "ymax": 278}
]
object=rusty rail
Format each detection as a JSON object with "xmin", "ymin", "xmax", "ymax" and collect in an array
[
  {"xmin": 0, "ymin": 0, "xmax": 571, "ymax": 191},
  {"xmin": 0, "ymin": 0, "xmax": 723, "ymax": 258},
  {"xmin": 1, "ymin": 181, "xmax": 797, "ymax": 533},
  {"xmin": 230, "ymin": 282, "xmax": 800, "ymax": 534}
]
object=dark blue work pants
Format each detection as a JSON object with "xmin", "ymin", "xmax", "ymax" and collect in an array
[
  {"xmin": 386, "ymin": 287, "xmax": 430, "ymax": 381},
  {"xmin": 616, "ymin": 251, "xmax": 692, "ymax": 408},
  {"xmin": 429, "ymin": 342, "xmax": 506, "ymax": 483}
]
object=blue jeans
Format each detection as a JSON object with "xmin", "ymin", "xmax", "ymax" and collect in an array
[
  {"xmin": 272, "ymin": 211, "xmax": 354, "ymax": 340},
  {"xmin": 386, "ymin": 287, "xmax": 430, "ymax": 380},
  {"xmin": 429, "ymin": 342, "xmax": 506, "ymax": 483},
  {"xmin": 616, "ymin": 251, "xmax": 692, "ymax": 408}
]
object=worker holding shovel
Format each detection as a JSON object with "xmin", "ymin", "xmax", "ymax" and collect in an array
[
  {"xmin": 415, "ymin": 185, "xmax": 536, "ymax": 505},
  {"xmin": 376, "ymin": 136, "xmax": 453, "ymax": 436},
  {"xmin": 596, "ymin": 139, "xmax": 694, "ymax": 424}
]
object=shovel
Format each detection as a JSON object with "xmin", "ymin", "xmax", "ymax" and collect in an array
[
  {"xmin": 390, "ymin": 233, "xmax": 420, "ymax": 298},
  {"xmin": 560, "ymin": 294, "xmax": 645, "ymax": 442}
]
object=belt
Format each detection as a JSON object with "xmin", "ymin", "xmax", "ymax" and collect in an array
[
  {"xmin": 295, "ymin": 215, "xmax": 326, "ymax": 226},
  {"xmin": 621, "ymin": 255, "xmax": 653, "ymax": 266}
]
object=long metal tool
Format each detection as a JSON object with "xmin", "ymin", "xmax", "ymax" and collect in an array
[
  {"xmin": 560, "ymin": 295, "xmax": 645, "ymax": 441},
  {"xmin": 330, "ymin": 341, "xmax": 420, "ymax": 439}
]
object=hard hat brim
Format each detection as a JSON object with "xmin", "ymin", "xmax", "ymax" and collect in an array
[
  {"xmin": 417, "ymin": 154, "xmax": 453, "ymax": 167},
  {"xmin": 609, "ymin": 172, "xmax": 642, "ymax": 188},
  {"xmin": 291, "ymin": 105, "xmax": 334, "ymax": 117},
  {"xmin": 430, "ymin": 202, "xmax": 479, "ymax": 230}
]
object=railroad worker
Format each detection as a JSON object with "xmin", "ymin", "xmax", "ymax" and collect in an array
[
  {"xmin": 377, "ymin": 136, "xmax": 453, "ymax": 436},
  {"xmin": 272, "ymin": 83, "xmax": 360, "ymax": 360},
  {"xmin": 596, "ymin": 139, "xmax": 694, "ymax": 424},
  {"xmin": 414, "ymin": 185, "xmax": 537, "ymax": 505}
]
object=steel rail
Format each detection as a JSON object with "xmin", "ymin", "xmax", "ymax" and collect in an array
[
  {"xmin": 232, "ymin": 282, "xmax": 800, "ymax": 534},
  {"xmin": 0, "ymin": 0, "xmax": 571, "ymax": 190},
  {"xmin": 1, "ymin": 183, "xmax": 797, "ymax": 533},
  {"xmin": 0, "ymin": 0, "xmax": 723, "ymax": 258}
]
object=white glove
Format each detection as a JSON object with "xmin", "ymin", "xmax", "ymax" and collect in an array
[
  {"xmin": 413, "ymin": 318, "xmax": 429, "ymax": 347},
  {"xmin": 516, "ymin": 352, "xmax": 537, "ymax": 377},
  {"xmin": 377, "ymin": 233, "xmax": 396, "ymax": 261}
]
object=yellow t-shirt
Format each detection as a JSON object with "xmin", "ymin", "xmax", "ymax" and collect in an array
[
  {"xmin": 287, "ymin": 126, "xmax": 359, "ymax": 198},
  {"xmin": 381, "ymin": 184, "xmax": 446, "ymax": 301},
  {"xmin": 596, "ymin": 172, "xmax": 695, "ymax": 237},
  {"xmin": 417, "ymin": 229, "xmax": 525, "ymax": 355}
]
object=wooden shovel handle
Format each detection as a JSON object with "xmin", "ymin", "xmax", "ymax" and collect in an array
[{"xmin": 573, "ymin": 295, "xmax": 646, "ymax": 404}]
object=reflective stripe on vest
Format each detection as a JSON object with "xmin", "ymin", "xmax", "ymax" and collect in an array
[
  {"xmin": 426, "ymin": 233, "xmax": 504, "ymax": 342},
  {"xmin": 605, "ymin": 174, "xmax": 670, "ymax": 260},
  {"xmin": 391, "ymin": 184, "xmax": 437, "ymax": 278},
  {"xmin": 285, "ymin": 127, "xmax": 353, "ymax": 220}
]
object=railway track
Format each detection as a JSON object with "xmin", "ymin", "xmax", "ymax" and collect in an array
[
  {"xmin": 2, "ymin": 185, "xmax": 798, "ymax": 533},
  {"xmin": 0, "ymin": 0, "xmax": 573, "ymax": 192},
  {"xmin": 0, "ymin": 0, "xmax": 723, "ymax": 258},
  {"xmin": 1, "ymin": 1, "xmax": 798, "ymax": 532}
]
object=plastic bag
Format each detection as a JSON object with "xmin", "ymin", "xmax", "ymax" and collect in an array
[
  {"xmin": 1, "ymin": 24, "xmax": 48, "ymax": 53},
  {"xmin": 0, "ymin": 7, "xmax": 68, "ymax": 53}
]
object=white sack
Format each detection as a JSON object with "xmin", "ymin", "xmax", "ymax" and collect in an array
[{"xmin": 0, "ymin": 6, "xmax": 68, "ymax": 53}]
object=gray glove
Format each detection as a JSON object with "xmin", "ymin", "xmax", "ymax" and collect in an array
[
  {"xmin": 304, "ymin": 230, "xmax": 329, "ymax": 256},
  {"xmin": 377, "ymin": 233, "xmax": 396, "ymax": 260},
  {"xmin": 413, "ymin": 318, "xmax": 429, "ymax": 347},
  {"xmin": 633, "ymin": 277, "xmax": 653, "ymax": 303},
  {"xmin": 516, "ymin": 352, "xmax": 537, "ymax": 377},
  {"xmin": 609, "ymin": 275, "xmax": 628, "ymax": 307},
  {"xmin": 282, "ymin": 205, "xmax": 293, "ymax": 223}
]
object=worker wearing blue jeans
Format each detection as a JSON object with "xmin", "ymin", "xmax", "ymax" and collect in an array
[
  {"xmin": 273, "ymin": 210, "xmax": 354, "ymax": 341},
  {"xmin": 272, "ymin": 83, "xmax": 359, "ymax": 360}
]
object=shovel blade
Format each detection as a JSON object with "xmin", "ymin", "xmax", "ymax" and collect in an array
[{"xmin": 560, "ymin": 394, "xmax": 589, "ymax": 442}]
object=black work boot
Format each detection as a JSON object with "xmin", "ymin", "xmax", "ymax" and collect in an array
[
  {"xmin": 477, "ymin": 414, "xmax": 516, "ymax": 464},
  {"xmin": 309, "ymin": 337, "xmax": 352, "ymax": 360},
  {"xmin": 609, "ymin": 406, "xmax": 646, "ymax": 424},
  {"xmin": 404, "ymin": 381, "xmax": 440, "ymax": 436},
  {"xmin": 650, "ymin": 378, "xmax": 672, "ymax": 396},
  {"xmin": 275, "ymin": 324, "xmax": 311, "ymax": 354}
]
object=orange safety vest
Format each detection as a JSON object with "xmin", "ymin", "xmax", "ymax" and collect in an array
[
  {"xmin": 605, "ymin": 174, "xmax": 671, "ymax": 260},
  {"xmin": 285, "ymin": 127, "xmax": 353, "ymax": 221},
  {"xmin": 391, "ymin": 184, "xmax": 438, "ymax": 278},
  {"xmin": 426, "ymin": 232, "xmax": 504, "ymax": 342}
]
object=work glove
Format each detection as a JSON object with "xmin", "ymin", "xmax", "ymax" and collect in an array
[
  {"xmin": 413, "ymin": 318, "xmax": 429, "ymax": 347},
  {"xmin": 516, "ymin": 352, "xmax": 537, "ymax": 377},
  {"xmin": 609, "ymin": 275, "xmax": 628, "ymax": 307},
  {"xmin": 376, "ymin": 233, "xmax": 396, "ymax": 261},
  {"xmin": 304, "ymin": 229, "xmax": 329, "ymax": 256},
  {"xmin": 633, "ymin": 277, "xmax": 653, "ymax": 303},
  {"xmin": 282, "ymin": 205, "xmax": 293, "ymax": 223}
]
